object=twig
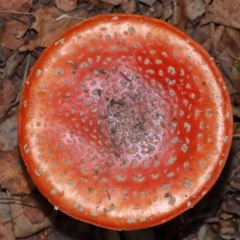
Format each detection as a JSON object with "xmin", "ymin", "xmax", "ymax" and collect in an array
[
  {"xmin": 11, "ymin": 15, "xmax": 31, "ymax": 26},
  {"xmin": 55, "ymin": 5, "xmax": 88, "ymax": 21},
  {"xmin": 55, "ymin": 14, "xmax": 86, "ymax": 21},
  {"xmin": 0, "ymin": 11, "xmax": 34, "ymax": 15}
]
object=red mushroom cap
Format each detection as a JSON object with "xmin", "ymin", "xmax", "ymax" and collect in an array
[{"xmin": 18, "ymin": 14, "xmax": 233, "ymax": 230}]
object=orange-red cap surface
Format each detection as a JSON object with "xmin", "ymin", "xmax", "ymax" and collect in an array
[{"xmin": 18, "ymin": 14, "xmax": 233, "ymax": 230}]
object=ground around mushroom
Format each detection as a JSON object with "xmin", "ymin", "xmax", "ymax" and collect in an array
[{"xmin": 0, "ymin": 0, "xmax": 240, "ymax": 239}]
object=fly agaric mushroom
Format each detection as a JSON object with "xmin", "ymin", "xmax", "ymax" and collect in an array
[{"xmin": 18, "ymin": 14, "xmax": 233, "ymax": 230}]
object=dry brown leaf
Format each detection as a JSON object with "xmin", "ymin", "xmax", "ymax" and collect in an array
[
  {"xmin": 171, "ymin": 0, "xmax": 182, "ymax": 26},
  {"xmin": 0, "ymin": 0, "xmax": 32, "ymax": 20},
  {"xmin": 192, "ymin": 23, "xmax": 211, "ymax": 45},
  {"xmin": 222, "ymin": 27, "xmax": 240, "ymax": 93},
  {"xmin": 0, "ymin": 147, "xmax": 35, "ymax": 195},
  {"xmin": 0, "ymin": 52, "xmax": 12, "ymax": 75},
  {"xmin": 90, "ymin": 0, "xmax": 112, "ymax": 10},
  {"xmin": 0, "ymin": 51, "xmax": 25, "ymax": 80},
  {"xmin": 0, "ymin": 78, "xmax": 17, "ymax": 118},
  {"xmin": 162, "ymin": 0, "xmax": 172, "ymax": 21},
  {"xmin": 208, "ymin": 0, "xmax": 240, "ymax": 30},
  {"xmin": 229, "ymin": 67, "xmax": 240, "ymax": 95},
  {"xmin": 191, "ymin": 24, "xmax": 212, "ymax": 52},
  {"xmin": 170, "ymin": 0, "xmax": 187, "ymax": 31},
  {"xmin": 55, "ymin": 0, "xmax": 77, "ymax": 12},
  {"xmin": 0, "ymin": 78, "xmax": 17, "ymax": 105},
  {"xmin": 217, "ymin": 49, "xmax": 237, "ymax": 94},
  {"xmin": 19, "ymin": 7, "xmax": 88, "ymax": 51},
  {"xmin": 0, "ymin": 114, "xmax": 18, "ymax": 151},
  {"xmin": 153, "ymin": 2, "xmax": 163, "ymax": 18},
  {"xmin": 100, "ymin": 0, "xmax": 129, "ymax": 6},
  {"xmin": 0, "ymin": 20, "xmax": 29, "ymax": 50},
  {"xmin": 199, "ymin": 12, "xmax": 212, "ymax": 26},
  {"xmin": 0, "ymin": 191, "xmax": 15, "ymax": 240},
  {"xmin": 118, "ymin": 0, "xmax": 139, "ymax": 14},
  {"xmin": 224, "ymin": 27, "xmax": 240, "ymax": 61},
  {"xmin": 223, "ymin": 72, "xmax": 237, "ymax": 96},
  {"xmin": 0, "ymin": 105, "xmax": 15, "ymax": 119},
  {"xmin": 138, "ymin": 0, "xmax": 157, "ymax": 7},
  {"xmin": 184, "ymin": 0, "xmax": 205, "ymax": 22},
  {"xmin": 211, "ymin": 25, "xmax": 225, "ymax": 55},
  {"xmin": 221, "ymin": 199, "xmax": 240, "ymax": 215},
  {"xmin": 10, "ymin": 200, "xmax": 56, "ymax": 238},
  {"xmin": 18, "ymin": 231, "xmax": 47, "ymax": 240},
  {"xmin": 22, "ymin": 191, "xmax": 54, "ymax": 224}
]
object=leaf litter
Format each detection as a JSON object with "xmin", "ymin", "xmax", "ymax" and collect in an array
[
  {"xmin": 0, "ymin": 147, "xmax": 35, "ymax": 195},
  {"xmin": 19, "ymin": 6, "xmax": 89, "ymax": 51},
  {"xmin": 0, "ymin": 0, "xmax": 240, "ymax": 239}
]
